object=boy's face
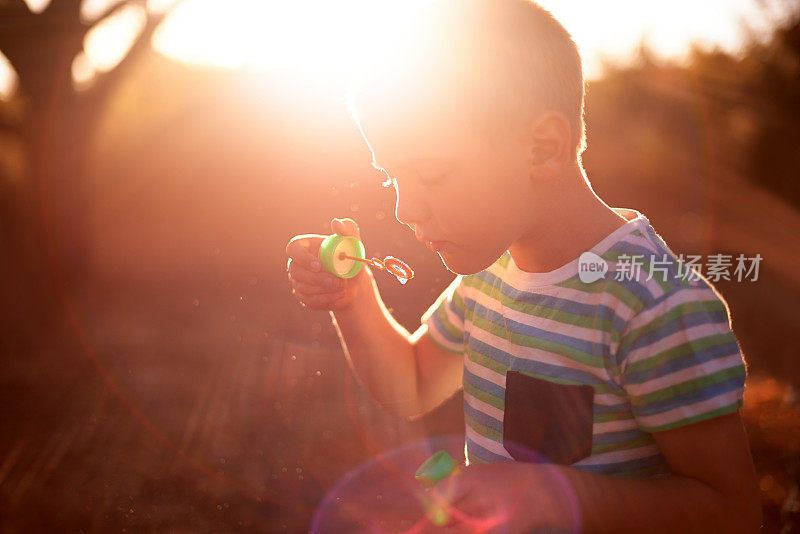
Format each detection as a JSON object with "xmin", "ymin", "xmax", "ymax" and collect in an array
[{"xmin": 361, "ymin": 108, "xmax": 538, "ymax": 275}]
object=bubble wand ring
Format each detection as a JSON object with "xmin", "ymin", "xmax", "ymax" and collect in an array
[{"xmin": 351, "ymin": 255, "xmax": 414, "ymax": 281}]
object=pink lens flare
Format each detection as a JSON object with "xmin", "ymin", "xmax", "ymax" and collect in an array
[{"xmin": 310, "ymin": 435, "xmax": 583, "ymax": 533}]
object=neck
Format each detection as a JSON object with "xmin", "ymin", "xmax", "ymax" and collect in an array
[{"xmin": 508, "ymin": 165, "xmax": 629, "ymax": 274}]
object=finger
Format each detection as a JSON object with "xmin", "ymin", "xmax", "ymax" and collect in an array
[
  {"xmin": 288, "ymin": 262, "xmax": 344, "ymax": 288},
  {"xmin": 330, "ymin": 217, "xmax": 361, "ymax": 241},
  {"xmin": 294, "ymin": 290, "xmax": 346, "ymax": 310},
  {"xmin": 429, "ymin": 477, "xmax": 471, "ymax": 516},
  {"xmin": 285, "ymin": 234, "xmax": 323, "ymax": 272},
  {"xmin": 291, "ymin": 279, "xmax": 341, "ymax": 295}
]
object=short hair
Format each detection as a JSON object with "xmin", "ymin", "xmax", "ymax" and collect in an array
[{"xmin": 347, "ymin": 0, "xmax": 586, "ymax": 159}]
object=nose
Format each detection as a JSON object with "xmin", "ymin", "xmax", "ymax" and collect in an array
[{"xmin": 394, "ymin": 181, "xmax": 431, "ymax": 229}]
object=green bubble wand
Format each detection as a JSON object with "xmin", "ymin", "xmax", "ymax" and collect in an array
[
  {"xmin": 318, "ymin": 234, "xmax": 414, "ymax": 284},
  {"xmin": 414, "ymin": 450, "xmax": 462, "ymax": 527}
]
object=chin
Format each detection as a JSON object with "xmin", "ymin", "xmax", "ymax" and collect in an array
[{"xmin": 439, "ymin": 250, "xmax": 497, "ymax": 276}]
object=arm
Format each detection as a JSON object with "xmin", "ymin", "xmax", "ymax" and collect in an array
[
  {"xmin": 330, "ymin": 268, "xmax": 463, "ymax": 420},
  {"xmin": 286, "ymin": 218, "xmax": 463, "ymax": 420},
  {"xmin": 550, "ymin": 410, "xmax": 761, "ymax": 533},
  {"xmin": 433, "ymin": 411, "xmax": 762, "ymax": 533}
]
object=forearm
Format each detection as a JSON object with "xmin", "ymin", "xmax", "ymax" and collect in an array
[
  {"xmin": 532, "ymin": 464, "xmax": 760, "ymax": 534},
  {"xmin": 329, "ymin": 267, "xmax": 421, "ymax": 418}
]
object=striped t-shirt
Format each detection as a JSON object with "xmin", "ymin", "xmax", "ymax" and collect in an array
[{"xmin": 421, "ymin": 208, "xmax": 747, "ymax": 477}]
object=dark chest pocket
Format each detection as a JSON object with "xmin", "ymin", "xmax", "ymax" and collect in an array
[{"xmin": 503, "ymin": 370, "xmax": 594, "ymax": 465}]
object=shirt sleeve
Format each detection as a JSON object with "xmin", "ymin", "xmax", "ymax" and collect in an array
[
  {"xmin": 618, "ymin": 283, "xmax": 747, "ymax": 433},
  {"xmin": 420, "ymin": 274, "xmax": 467, "ymax": 354}
]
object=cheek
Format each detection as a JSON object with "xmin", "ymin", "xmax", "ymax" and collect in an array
[
  {"xmin": 436, "ymin": 163, "xmax": 529, "ymax": 239},
  {"xmin": 495, "ymin": 173, "xmax": 533, "ymax": 224},
  {"xmin": 468, "ymin": 182, "xmax": 527, "ymax": 232}
]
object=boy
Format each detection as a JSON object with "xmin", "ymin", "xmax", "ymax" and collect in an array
[{"xmin": 285, "ymin": 1, "xmax": 761, "ymax": 532}]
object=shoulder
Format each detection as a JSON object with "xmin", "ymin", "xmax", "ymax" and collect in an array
[
  {"xmin": 599, "ymin": 219, "xmax": 729, "ymax": 317},
  {"xmin": 609, "ymin": 225, "xmax": 747, "ymax": 432},
  {"xmin": 568, "ymin": 219, "xmax": 740, "ymax": 371}
]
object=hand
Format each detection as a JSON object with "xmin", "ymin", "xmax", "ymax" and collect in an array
[
  {"xmin": 417, "ymin": 463, "xmax": 568, "ymax": 533},
  {"xmin": 285, "ymin": 217, "xmax": 369, "ymax": 311}
]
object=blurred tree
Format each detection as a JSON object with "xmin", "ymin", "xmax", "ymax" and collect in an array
[
  {"xmin": 685, "ymin": 3, "xmax": 800, "ymax": 206},
  {"xmin": 584, "ymin": 2, "xmax": 800, "ymax": 212},
  {"xmin": 0, "ymin": 0, "xmax": 175, "ymax": 345},
  {"xmin": 745, "ymin": 12, "xmax": 800, "ymax": 206}
]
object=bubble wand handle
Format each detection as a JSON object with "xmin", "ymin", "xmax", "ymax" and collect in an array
[{"xmin": 414, "ymin": 450, "xmax": 462, "ymax": 527}]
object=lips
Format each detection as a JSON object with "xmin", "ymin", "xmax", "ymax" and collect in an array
[
  {"xmin": 415, "ymin": 235, "xmax": 442, "ymax": 244},
  {"xmin": 414, "ymin": 229, "xmax": 450, "ymax": 252},
  {"xmin": 425, "ymin": 240, "xmax": 450, "ymax": 253}
]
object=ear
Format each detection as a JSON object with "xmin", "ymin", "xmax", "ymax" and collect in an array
[{"xmin": 525, "ymin": 112, "xmax": 572, "ymax": 182}]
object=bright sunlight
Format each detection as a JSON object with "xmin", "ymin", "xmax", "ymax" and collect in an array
[
  {"xmin": 0, "ymin": 0, "xmax": 777, "ymax": 99},
  {"xmin": 152, "ymin": 0, "xmax": 428, "ymax": 78},
  {"xmin": 152, "ymin": 0, "xmax": 776, "ymax": 79}
]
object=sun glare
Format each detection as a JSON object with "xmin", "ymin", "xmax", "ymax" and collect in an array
[
  {"xmin": 152, "ymin": 0, "xmax": 427, "ymax": 78},
  {"xmin": 22, "ymin": 0, "xmax": 51, "ymax": 14},
  {"xmin": 2, "ymin": 0, "xmax": 777, "ymax": 99},
  {"xmin": 152, "ymin": 0, "xmax": 774, "ymax": 81},
  {"xmin": 539, "ymin": 0, "xmax": 774, "ymax": 77},
  {"xmin": 70, "ymin": 3, "xmax": 147, "ymax": 89},
  {"xmin": 84, "ymin": 4, "xmax": 147, "ymax": 72},
  {"xmin": 0, "ymin": 50, "xmax": 19, "ymax": 101}
]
